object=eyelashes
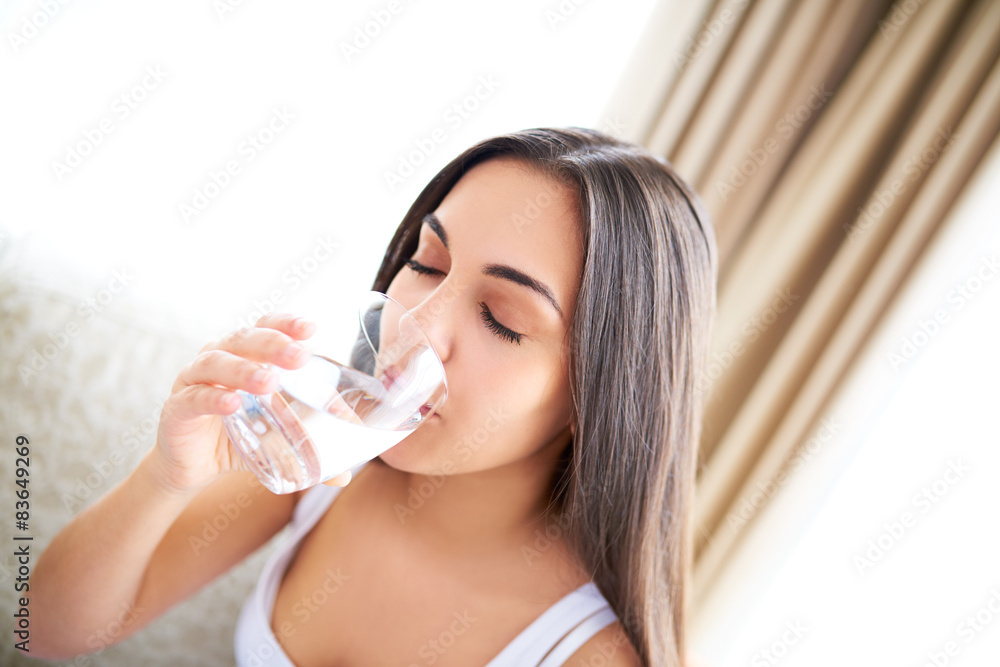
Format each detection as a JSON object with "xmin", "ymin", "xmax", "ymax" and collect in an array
[
  {"xmin": 403, "ymin": 259, "xmax": 441, "ymax": 277},
  {"xmin": 478, "ymin": 302, "xmax": 523, "ymax": 345},
  {"xmin": 403, "ymin": 259, "xmax": 524, "ymax": 346}
]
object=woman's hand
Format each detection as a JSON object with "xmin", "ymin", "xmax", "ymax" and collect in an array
[
  {"xmin": 30, "ymin": 313, "xmax": 331, "ymax": 658},
  {"xmin": 147, "ymin": 312, "xmax": 318, "ymax": 494}
]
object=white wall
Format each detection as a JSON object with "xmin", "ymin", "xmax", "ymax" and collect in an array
[{"xmin": 1, "ymin": 0, "xmax": 657, "ymax": 342}]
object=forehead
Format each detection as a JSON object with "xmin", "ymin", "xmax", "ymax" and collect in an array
[{"xmin": 429, "ymin": 157, "xmax": 585, "ymax": 308}]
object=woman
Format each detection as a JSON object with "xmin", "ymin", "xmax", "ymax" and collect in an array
[{"xmin": 30, "ymin": 127, "xmax": 717, "ymax": 666}]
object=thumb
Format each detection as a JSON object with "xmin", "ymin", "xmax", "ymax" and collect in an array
[{"xmin": 322, "ymin": 470, "xmax": 353, "ymax": 487}]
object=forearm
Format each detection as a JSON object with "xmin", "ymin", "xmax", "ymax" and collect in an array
[{"xmin": 28, "ymin": 448, "xmax": 200, "ymax": 658}]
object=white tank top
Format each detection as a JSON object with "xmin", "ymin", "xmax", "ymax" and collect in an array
[{"xmin": 233, "ymin": 464, "xmax": 619, "ymax": 666}]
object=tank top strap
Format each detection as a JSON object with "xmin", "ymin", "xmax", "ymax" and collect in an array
[
  {"xmin": 234, "ymin": 466, "xmax": 365, "ymax": 667},
  {"xmin": 484, "ymin": 582, "xmax": 618, "ymax": 666},
  {"xmin": 259, "ymin": 484, "xmax": 344, "ymax": 624},
  {"xmin": 291, "ymin": 459, "xmax": 373, "ymax": 525},
  {"xmin": 291, "ymin": 481, "xmax": 339, "ymax": 526},
  {"xmin": 537, "ymin": 606, "xmax": 620, "ymax": 666}
]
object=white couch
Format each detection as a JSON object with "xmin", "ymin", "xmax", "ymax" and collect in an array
[{"xmin": 0, "ymin": 230, "xmax": 288, "ymax": 666}]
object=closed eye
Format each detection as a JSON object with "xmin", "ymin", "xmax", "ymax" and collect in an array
[
  {"xmin": 478, "ymin": 302, "xmax": 523, "ymax": 345},
  {"xmin": 403, "ymin": 258, "xmax": 524, "ymax": 345},
  {"xmin": 404, "ymin": 259, "xmax": 444, "ymax": 277}
]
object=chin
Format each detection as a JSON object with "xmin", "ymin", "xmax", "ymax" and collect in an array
[{"xmin": 376, "ymin": 423, "xmax": 443, "ymax": 474}]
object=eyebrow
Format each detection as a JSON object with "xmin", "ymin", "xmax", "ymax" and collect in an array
[
  {"xmin": 422, "ymin": 212, "xmax": 564, "ymax": 320},
  {"xmin": 423, "ymin": 212, "xmax": 450, "ymax": 250}
]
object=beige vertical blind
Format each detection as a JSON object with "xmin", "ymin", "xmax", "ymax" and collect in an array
[{"xmin": 602, "ymin": 0, "xmax": 1000, "ymax": 604}]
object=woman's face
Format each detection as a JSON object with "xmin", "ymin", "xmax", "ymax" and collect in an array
[{"xmin": 380, "ymin": 157, "xmax": 584, "ymax": 476}]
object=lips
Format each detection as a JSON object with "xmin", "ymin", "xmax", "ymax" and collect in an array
[
  {"xmin": 419, "ymin": 404, "xmax": 440, "ymax": 420},
  {"xmin": 381, "ymin": 365, "xmax": 441, "ymax": 420},
  {"xmin": 381, "ymin": 364, "xmax": 400, "ymax": 391}
]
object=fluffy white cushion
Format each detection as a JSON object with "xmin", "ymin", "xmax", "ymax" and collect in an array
[{"xmin": 0, "ymin": 230, "xmax": 287, "ymax": 666}]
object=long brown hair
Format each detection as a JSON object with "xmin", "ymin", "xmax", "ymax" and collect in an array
[{"xmin": 370, "ymin": 127, "xmax": 718, "ymax": 666}]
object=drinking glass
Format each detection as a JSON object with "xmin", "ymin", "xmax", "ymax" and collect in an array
[{"xmin": 222, "ymin": 291, "xmax": 448, "ymax": 494}]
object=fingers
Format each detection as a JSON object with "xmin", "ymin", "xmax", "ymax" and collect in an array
[
  {"xmin": 254, "ymin": 312, "xmax": 316, "ymax": 340},
  {"xmin": 177, "ymin": 349, "xmax": 280, "ymax": 395},
  {"xmin": 204, "ymin": 313, "xmax": 316, "ymax": 369},
  {"xmin": 171, "ymin": 312, "xmax": 317, "ymax": 414},
  {"xmin": 322, "ymin": 470, "xmax": 352, "ymax": 487},
  {"xmin": 166, "ymin": 384, "xmax": 244, "ymax": 421}
]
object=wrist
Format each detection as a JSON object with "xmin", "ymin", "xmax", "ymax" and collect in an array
[{"xmin": 137, "ymin": 446, "xmax": 207, "ymax": 499}]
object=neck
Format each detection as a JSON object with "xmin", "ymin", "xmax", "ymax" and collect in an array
[{"xmin": 388, "ymin": 427, "xmax": 573, "ymax": 559}]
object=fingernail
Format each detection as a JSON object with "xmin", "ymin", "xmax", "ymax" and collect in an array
[
  {"xmin": 282, "ymin": 343, "xmax": 304, "ymax": 360},
  {"xmin": 253, "ymin": 368, "xmax": 276, "ymax": 385}
]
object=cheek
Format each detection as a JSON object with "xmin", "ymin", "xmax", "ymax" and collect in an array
[
  {"xmin": 378, "ymin": 341, "xmax": 572, "ymax": 474},
  {"xmin": 377, "ymin": 272, "xmax": 572, "ymax": 472},
  {"xmin": 439, "ymin": 347, "xmax": 571, "ymax": 468},
  {"xmin": 471, "ymin": 353, "xmax": 569, "ymax": 437}
]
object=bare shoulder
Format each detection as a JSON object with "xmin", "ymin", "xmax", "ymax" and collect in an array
[{"xmin": 564, "ymin": 620, "xmax": 642, "ymax": 666}]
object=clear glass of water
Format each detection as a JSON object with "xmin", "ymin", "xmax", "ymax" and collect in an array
[{"xmin": 222, "ymin": 290, "xmax": 448, "ymax": 494}]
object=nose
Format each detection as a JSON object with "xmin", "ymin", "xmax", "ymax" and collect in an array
[{"xmin": 405, "ymin": 279, "xmax": 458, "ymax": 364}]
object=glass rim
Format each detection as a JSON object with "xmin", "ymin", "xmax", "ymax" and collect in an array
[{"xmin": 359, "ymin": 289, "xmax": 449, "ymax": 398}]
